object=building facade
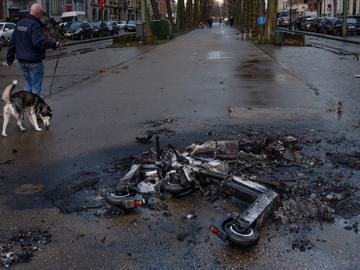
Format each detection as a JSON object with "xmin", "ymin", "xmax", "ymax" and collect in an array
[
  {"xmin": 1, "ymin": 0, "xmax": 177, "ymax": 22},
  {"xmin": 1, "ymin": 0, "xmax": 131, "ymax": 21},
  {"xmin": 308, "ymin": 0, "xmax": 360, "ymax": 16},
  {"xmin": 278, "ymin": 0, "xmax": 311, "ymax": 21}
]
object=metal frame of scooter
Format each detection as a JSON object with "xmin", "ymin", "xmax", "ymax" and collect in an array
[{"xmin": 195, "ymin": 170, "xmax": 279, "ymax": 243}]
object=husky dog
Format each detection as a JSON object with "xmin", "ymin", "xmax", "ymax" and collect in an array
[{"xmin": 2, "ymin": 80, "xmax": 53, "ymax": 137}]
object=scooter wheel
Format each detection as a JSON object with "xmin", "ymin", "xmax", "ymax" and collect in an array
[
  {"xmin": 161, "ymin": 180, "xmax": 194, "ymax": 195},
  {"xmin": 105, "ymin": 191, "xmax": 132, "ymax": 207},
  {"xmin": 224, "ymin": 222, "xmax": 259, "ymax": 248}
]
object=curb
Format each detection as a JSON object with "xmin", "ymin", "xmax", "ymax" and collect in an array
[
  {"xmin": 278, "ymin": 27, "xmax": 360, "ymax": 45},
  {"xmin": 61, "ymin": 32, "xmax": 136, "ymax": 48}
]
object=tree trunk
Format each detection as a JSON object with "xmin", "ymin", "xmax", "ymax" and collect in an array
[
  {"xmin": 165, "ymin": 0, "xmax": 173, "ymax": 24},
  {"xmin": 150, "ymin": 0, "xmax": 161, "ymax": 20},
  {"xmin": 263, "ymin": 0, "xmax": 277, "ymax": 43},
  {"xmin": 176, "ymin": 0, "xmax": 186, "ymax": 32},
  {"xmin": 186, "ymin": 0, "xmax": 193, "ymax": 28},
  {"xmin": 194, "ymin": 0, "xmax": 199, "ymax": 24}
]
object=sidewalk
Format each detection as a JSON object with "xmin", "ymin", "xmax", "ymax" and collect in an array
[{"xmin": 0, "ymin": 26, "xmax": 335, "ymax": 182}]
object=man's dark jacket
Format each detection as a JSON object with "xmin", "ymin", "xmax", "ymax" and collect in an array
[{"xmin": 7, "ymin": 14, "xmax": 56, "ymax": 65}]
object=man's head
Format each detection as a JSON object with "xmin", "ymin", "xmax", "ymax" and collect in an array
[{"xmin": 30, "ymin": 3, "xmax": 43, "ymax": 19}]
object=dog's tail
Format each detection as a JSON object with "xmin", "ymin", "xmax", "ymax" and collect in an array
[{"xmin": 2, "ymin": 80, "xmax": 17, "ymax": 104}]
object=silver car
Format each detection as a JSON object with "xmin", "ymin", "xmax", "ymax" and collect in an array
[{"xmin": 0, "ymin": 22, "xmax": 16, "ymax": 46}]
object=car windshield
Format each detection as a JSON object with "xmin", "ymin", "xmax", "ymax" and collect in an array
[
  {"xmin": 89, "ymin": 22, "xmax": 101, "ymax": 27},
  {"xmin": 347, "ymin": 18, "xmax": 357, "ymax": 23},
  {"xmin": 61, "ymin": 17, "xmax": 75, "ymax": 23},
  {"xmin": 128, "ymin": 20, "xmax": 136, "ymax": 25},
  {"xmin": 68, "ymin": 22, "xmax": 82, "ymax": 30}
]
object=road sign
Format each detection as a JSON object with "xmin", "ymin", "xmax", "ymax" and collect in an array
[{"xmin": 258, "ymin": 16, "xmax": 266, "ymax": 25}]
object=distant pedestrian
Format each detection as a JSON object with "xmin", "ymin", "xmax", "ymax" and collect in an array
[
  {"xmin": 219, "ymin": 17, "xmax": 222, "ymax": 25},
  {"xmin": 229, "ymin": 17, "xmax": 234, "ymax": 28},
  {"xmin": 207, "ymin": 17, "xmax": 213, "ymax": 28},
  {"xmin": 6, "ymin": 3, "xmax": 60, "ymax": 97}
]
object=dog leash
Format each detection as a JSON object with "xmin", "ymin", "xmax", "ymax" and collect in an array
[{"xmin": 48, "ymin": 46, "xmax": 62, "ymax": 98}]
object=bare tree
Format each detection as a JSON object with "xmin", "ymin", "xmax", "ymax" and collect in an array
[
  {"xmin": 186, "ymin": 0, "xmax": 194, "ymax": 27},
  {"xmin": 165, "ymin": 0, "xmax": 174, "ymax": 25},
  {"xmin": 193, "ymin": 0, "xmax": 200, "ymax": 24},
  {"xmin": 149, "ymin": 0, "xmax": 161, "ymax": 20},
  {"xmin": 263, "ymin": 0, "xmax": 278, "ymax": 43},
  {"xmin": 176, "ymin": 0, "xmax": 186, "ymax": 31}
]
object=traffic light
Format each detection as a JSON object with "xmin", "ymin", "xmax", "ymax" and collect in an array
[{"xmin": 98, "ymin": 0, "xmax": 105, "ymax": 10}]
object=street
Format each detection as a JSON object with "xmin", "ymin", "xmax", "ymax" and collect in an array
[{"xmin": 0, "ymin": 24, "xmax": 360, "ymax": 269}]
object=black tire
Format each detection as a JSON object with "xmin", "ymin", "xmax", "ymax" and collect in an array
[
  {"xmin": 0, "ymin": 36, "xmax": 5, "ymax": 46},
  {"xmin": 224, "ymin": 222, "xmax": 259, "ymax": 248},
  {"xmin": 80, "ymin": 33, "xmax": 84, "ymax": 40},
  {"xmin": 161, "ymin": 180, "xmax": 194, "ymax": 195}
]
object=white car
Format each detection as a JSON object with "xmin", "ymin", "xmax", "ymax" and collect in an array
[
  {"xmin": 0, "ymin": 22, "xmax": 16, "ymax": 46},
  {"xmin": 116, "ymin": 20, "xmax": 126, "ymax": 29}
]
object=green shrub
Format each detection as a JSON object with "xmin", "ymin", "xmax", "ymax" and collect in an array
[{"xmin": 151, "ymin": 20, "xmax": 172, "ymax": 40}]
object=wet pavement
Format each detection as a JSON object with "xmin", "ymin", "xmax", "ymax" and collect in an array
[{"xmin": 0, "ymin": 25, "xmax": 360, "ymax": 269}]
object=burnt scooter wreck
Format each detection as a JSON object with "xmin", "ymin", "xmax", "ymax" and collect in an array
[{"xmin": 105, "ymin": 137, "xmax": 279, "ymax": 248}]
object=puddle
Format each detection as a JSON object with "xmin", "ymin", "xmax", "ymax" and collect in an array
[
  {"xmin": 207, "ymin": 51, "xmax": 233, "ymax": 60},
  {"xmin": 13, "ymin": 184, "xmax": 44, "ymax": 195},
  {"xmin": 236, "ymin": 58, "xmax": 276, "ymax": 81}
]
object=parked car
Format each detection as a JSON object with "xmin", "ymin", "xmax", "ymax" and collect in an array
[
  {"xmin": 300, "ymin": 17, "xmax": 315, "ymax": 31},
  {"xmin": 309, "ymin": 17, "xmax": 326, "ymax": 32},
  {"xmin": 294, "ymin": 16, "xmax": 312, "ymax": 30},
  {"xmin": 64, "ymin": 21, "xmax": 93, "ymax": 40},
  {"xmin": 335, "ymin": 18, "xmax": 358, "ymax": 36},
  {"xmin": 124, "ymin": 20, "xmax": 137, "ymax": 32},
  {"xmin": 278, "ymin": 17, "xmax": 289, "ymax": 27},
  {"xmin": 60, "ymin": 11, "xmax": 86, "ymax": 28},
  {"xmin": 105, "ymin": 21, "xmax": 119, "ymax": 35},
  {"xmin": 0, "ymin": 22, "xmax": 16, "ymax": 46},
  {"xmin": 321, "ymin": 17, "xmax": 357, "ymax": 36},
  {"xmin": 116, "ymin": 20, "xmax": 127, "ymax": 29},
  {"xmin": 320, "ymin": 17, "xmax": 339, "ymax": 34},
  {"xmin": 347, "ymin": 15, "xmax": 360, "ymax": 33},
  {"xmin": 89, "ymin": 21, "xmax": 109, "ymax": 37}
]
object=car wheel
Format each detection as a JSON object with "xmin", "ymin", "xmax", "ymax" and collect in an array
[
  {"xmin": 224, "ymin": 221, "xmax": 260, "ymax": 248},
  {"xmin": 0, "ymin": 36, "xmax": 5, "ymax": 46},
  {"xmin": 80, "ymin": 33, "xmax": 84, "ymax": 40}
]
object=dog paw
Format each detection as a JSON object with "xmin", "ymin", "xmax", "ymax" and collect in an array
[
  {"xmin": 2, "ymin": 133, "xmax": 7, "ymax": 137},
  {"xmin": 20, "ymin": 128, "xmax": 26, "ymax": 131},
  {"xmin": 35, "ymin": 128, "xmax": 42, "ymax": 132}
]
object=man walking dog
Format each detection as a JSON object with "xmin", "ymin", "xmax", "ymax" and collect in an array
[{"xmin": 6, "ymin": 3, "xmax": 60, "ymax": 97}]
